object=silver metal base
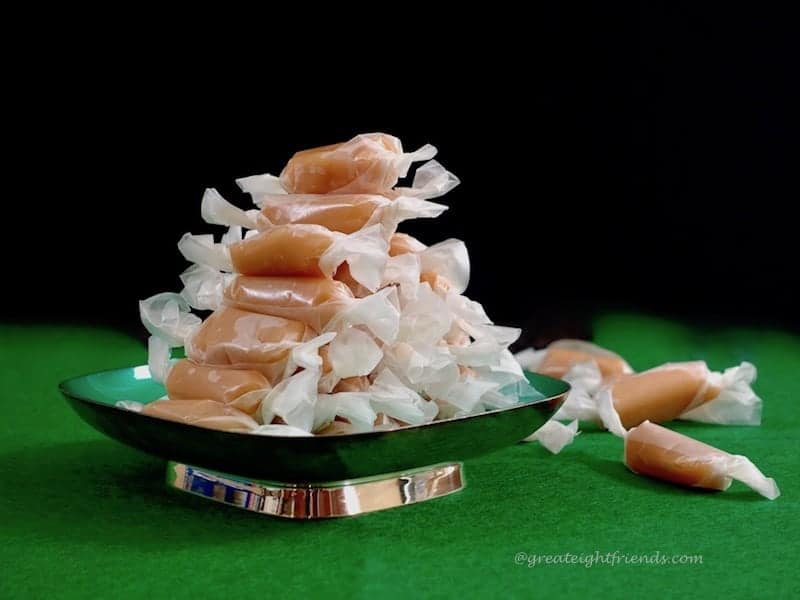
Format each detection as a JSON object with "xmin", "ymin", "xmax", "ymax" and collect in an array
[{"xmin": 166, "ymin": 462, "xmax": 464, "ymax": 519}]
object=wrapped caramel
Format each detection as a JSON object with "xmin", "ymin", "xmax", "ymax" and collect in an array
[
  {"xmin": 141, "ymin": 399, "xmax": 259, "ymax": 432},
  {"xmin": 277, "ymin": 133, "xmax": 435, "ymax": 194},
  {"xmin": 165, "ymin": 360, "xmax": 269, "ymax": 415},
  {"xmin": 624, "ymin": 421, "xmax": 779, "ymax": 499},
  {"xmin": 597, "ymin": 361, "xmax": 761, "ymax": 436}
]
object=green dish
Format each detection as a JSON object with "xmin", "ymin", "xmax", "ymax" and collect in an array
[{"xmin": 59, "ymin": 366, "xmax": 567, "ymax": 483}]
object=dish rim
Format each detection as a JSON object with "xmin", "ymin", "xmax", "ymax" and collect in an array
[{"xmin": 59, "ymin": 365, "xmax": 569, "ymax": 440}]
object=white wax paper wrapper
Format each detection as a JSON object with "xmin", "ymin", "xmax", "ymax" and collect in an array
[
  {"xmin": 369, "ymin": 369, "xmax": 439, "ymax": 425},
  {"xmin": 178, "ymin": 232, "xmax": 233, "ymax": 272},
  {"xmin": 595, "ymin": 387, "xmax": 629, "ymax": 437},
  {"xmin": 222, "ymin": 226, "xmax": 244, "ymax": 245},
  {"xmin": 419, "ymin": 239, "xmax": 470, "ymax": 295},
  {"xmin": 382, "ymin": 284, "xmax": 527, "ymax": 415},
  {"xmin": 326, "ymin": 287, "xmax": 400, "ymax": 345},
  {"xmin": 282, "ymin": 332, "xmax": 337, "ymax": 379},
  {"xmin": 318, "ymin": 224, "xmax": 389, "ymax": 292},
  {"xmin": 513, "ymin": 347, "xmax": 544, "ymax": 371},
  {"xmin": 328, "ymin": 328, "xmax": 383, "ymax": 378},
  {"xmin": 252, "ymin": 424, "xmax": 312, "ymax": 437},
  {"xmin": 392, "ymin": 159, "xmax": 461, "ymax": 200},
  {"xmin": 382, "ymin": 342, "xmax": 459, "ymax": 389},
  {"xmin": 260, "ymin": 368, "xmax": 320, "ymax": 433},
  {"xmin": 397, "ymin": 284, "xmax": 453, "ymax": 346},
  {"xmin": 452, "ymin": 322, "xmax": 521, "ymax": 367},
  {"xmin": 423, "ymin": 352, "xmax": 527, "ymax": 416},
  {"xmin": 470, "ymin": 349, "xmax": 527, "ymax": 390},
  {"xmin": 377, "ymin": 196, "xmax": 448, "ymax": 233},
  {"xmin": 201, "ymin": 188, "xmax": 266, "ymax": 230},
  {"xmin": 431, "ymin": 378, "xmax": 499, "ymax": 414},
  {"xmin": 450, "ymin": 336, "xmax": 515, "ymax": 367},
  {"xmin": 553, "ymin": 360, "xmax": 604, "ymax": 422},
  {"xmin": 382, "ymin": 253, "xmax": 421, "ymax": 300},
  {"xmin": 722, "ymin": 454, "xmax": 780, "ymax": 499},
  {"xmin": 446, "ymin": 292, "xmax": 491, "ymax": 326},
  {"xmin": 139, "ymin": 292, "xmax": 202, "ymax": 347},
  {"xmin": 680, "ymin": 362, "xmax": 761, "ymax": 425},
  {"xmin": 394, "ymin": 142, "xmax": 438, "ymax": 179},
  {"xmin": 179, "ymin": 264, "xmax": 233, "ymax": 311},
  {"xmin": 524, "ymin": 420, "xmax": 580, "ymax": 454},
  {"xmin": 236, "ymin": 173, "xmax": 287, "ymax": 202},
  {"xmin": 147, "ymin": 335, "xmax": 171, "ymax": 384},
  {"xmin": 314, "ymin": 392, "xmax": 377, "ymax": 433}
]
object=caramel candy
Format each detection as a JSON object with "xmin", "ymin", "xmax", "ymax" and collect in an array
[
  {"xmin": 624, "ymin": 421, "xmax": 779, "ymax": 499},
  {"xmin": 373, "ymin": 413, "xmax": 406, "ymax": 430},
  {"xmin": 315, "ymin": 420, "xmax": 356, "ymax": 436},
  {"xmin": 625, "ymin": 421, "xmax": 729, "ymax": 490},
  {"xmin": 387, "ymin": 234, "xmax": 466, "ymax": 296},
  {"xmin": 224, "ymin": 276, "xmax": 354, "ymax": 331},
  {"xmin": 315, "ymin": 411, "xmax": 404, "ymax": 436},
  {"xmin": 332, "ymin": 376, "xmax": 371, "ymax": 393},
  {"xmin": 142, "ymin": 399, "xmax": 259, "ymax": 432},
  {"xmin": 165, "ymin": 359, "xmax": 269, "ymax": 415},
  {"xmin": 535, "ymin": 345, "xmax": 630, "ymax": 381},
  {"xmin": 228, "ymin": 224, "xmax": 388, "ymax": 293},
  {"xmin": 186, "ymin": 306, "xmax": 311, "ymax": 383},
  {"xmin": 389, "ymin": 232, "xmax": 451, "ymax": 295},
  {"xmin": 260, "ymin": 194, "xmax": 386, "ymax": 234},
  {"xmin": 280, "ymin": 133, "xmax": 409, "ymax": 194},
  {"xmin": 606, "ymin": 362, "xmax": 720, "ymax": 430},
  {"xmin": 333, "ymin": 263, "xmax": 371, "ymax": 298},
  {"xmin": 389, "ymin": 232, "xmax": 426, "ymax": 257},
  {"xmin": 229, "ymin": 225, "xmax": 334, "ymax": 277},
  {"xmin": 419, "ymin": 270, "xmax": 453, "ymax": 295}
]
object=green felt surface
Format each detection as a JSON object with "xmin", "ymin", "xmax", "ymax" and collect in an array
[{"xmin": 1, "ymin": 315, "xmax": 798, "ymax": 599}]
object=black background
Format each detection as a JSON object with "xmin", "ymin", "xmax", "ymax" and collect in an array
[{"xmin": 4, "ymin": 5, "xmax": 796, "ymax": 344}]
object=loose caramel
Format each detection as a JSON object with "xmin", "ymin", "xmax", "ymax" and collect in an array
[
  {"xmin": 536, "ymin": 347, "xmax": 629, "ymax": 380},
  {"xmin": 611, "ymin": 362, "xmax": 720, "ymax": 429},
  {"xmin": 624, "ymin": 421, "xmax": 731, "ymax": 490}
]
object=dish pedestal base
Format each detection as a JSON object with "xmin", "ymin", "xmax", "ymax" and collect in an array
[{"xmin": 166, "ymin": 461, "xmax": 464, "ymax": 519}]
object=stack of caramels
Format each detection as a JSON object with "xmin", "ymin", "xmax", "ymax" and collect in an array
[{"xmin": 139, "ymin": 133, "xmax": 527, "ymax": 436}]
